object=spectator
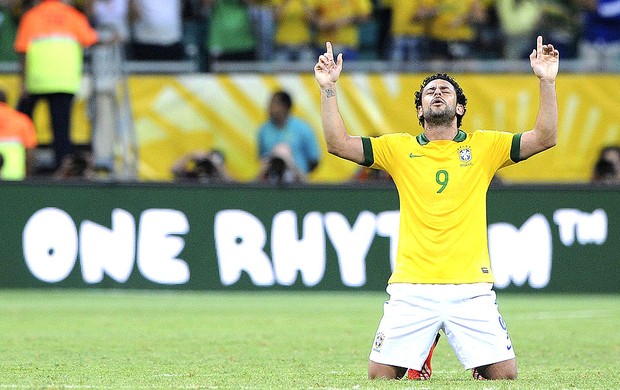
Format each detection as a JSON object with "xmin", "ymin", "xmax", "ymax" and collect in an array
[
  {"xmin": 0, "ymin": 88, "xmax": 37, "ymax": 177},
  {"xmin": 85, "ymin": 0, "xmax": 130, "ymax": 41},
  {"xmin": 256, "ymin": 90, "xmax": 320, "ymax": 184},
  {"xmin": 0, "ymin": 0, "xmax": 20, "ymax": 63},
  {"xmin": 248, "ymin": 0, "xmax": 276, "ymax": 61},
  {"xmin": 389, "ymin": 0, "xmax": 434, "ymax": 62},
  {"xmin": 538, "ymin": 0, "xmax": 582, "ymax": 59},
  {"xmin": 14, "ymin": 0, "xmax": 99, "ymax": 171},
  {"xmin": 426, "ymin": 0, "xmax": 488, "ymax": 60},
  {"xmin": 128, "ymin": 0, "xmax": 185, "ymax": 61},
  {"xmin": 203, "ymin": 0, "xmax": 256, "ymax": 65},
  {"xmin": 314, "ymin": 0, "xmax": 372, "ymax": 60},
  {"xmin": 578, "ymin": 0, "xmax": 620, "ymax": 71},
  {"xmin": 273, "ymin": 0, "xmax": 317, "ymax": 62},
  {"xmin": 496, "ymin": 0, "xmax": 542, "ymax": 59},
  {"xmin": 592, "ymin": 145, "xmax": 620, "ymax": 184},
  {"xmin": 54, "ymin": 150, "xmax": 93, "ymax": 179},
  {"xmin": 171, "ymin": 149, "xmax": 234, "ymax": 183},
  {"xmin": 471, "ymin": 0, "xmax": 504, "ymax": 59},
  {"xmin": 374, "ymin": 0, "xmax": 393, "ymax": 60}
]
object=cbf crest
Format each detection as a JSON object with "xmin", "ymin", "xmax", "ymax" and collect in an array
[
  {"xmin": 373, "ymin": 332, "xmax": 385, "ymax": 352},
  {"xmin": 458, "ymin": 145, "xmax": 473, "ymax": 167}
]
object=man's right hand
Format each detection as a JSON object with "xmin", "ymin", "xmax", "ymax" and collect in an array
[{"xmin": 314, "ymin": 42, "xmax": 343, "ymax": 89}]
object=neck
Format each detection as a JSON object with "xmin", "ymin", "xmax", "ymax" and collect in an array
[
  {"xmin": 423, "ymin": 125, "xmax": 458, "ymax": 141},
  {"xmin": 273, "ymin": 116, "xmax": 288, "ymax": 128}
]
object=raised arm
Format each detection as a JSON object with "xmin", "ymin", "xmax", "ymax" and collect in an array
[
  {"xmin": 314, "ymin": 42, "xmax": 365, "ymax": 164},
  {"xmin": 519, "ymin": 36, "xmax": 559, "ymax": 160}
]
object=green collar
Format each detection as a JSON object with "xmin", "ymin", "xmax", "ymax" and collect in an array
[{"xmin": 416, "ymin": 129, "xmax": 467, "ymax": 145}]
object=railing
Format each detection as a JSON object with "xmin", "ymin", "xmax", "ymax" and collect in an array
[{"xmin": 0, "ymin": 58, "xmax": 617, "ymax": 75}]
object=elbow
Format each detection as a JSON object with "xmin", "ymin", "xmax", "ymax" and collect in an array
[
  {"xmin": 326, "ymin": 143, "xmax": 341, "ymax": 156},
  {"xmin": 326, "ymin": 142, "xmax": 347, "ymax": 159},
  {"xmin": 542, "ymin": 134, "xmax": 557, "ymax": 149}
]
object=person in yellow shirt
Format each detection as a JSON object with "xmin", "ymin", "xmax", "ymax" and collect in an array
[
  {"xmin": 426, "ymin": 0, "xmax": 487, "ymax": 59},
  {"xmin": 314, "ymin": 0, "xmax": 372, "ymax": 60},
  {"xmin": 389, "ymin": 0, "xmax": 435, "ymax": 61},
  {"xmin": 273, "ymin": 0, "xmax": 317, "ymax": 61},
  {"xmin": 314, "ymin": 36, "xmax": 559, "ymax": 380}
]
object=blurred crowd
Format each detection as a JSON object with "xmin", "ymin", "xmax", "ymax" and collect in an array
[
  {"xmin": 1, "ymin": 0, "xmax": 619, "ymax": 70},
  {"xmin": 0, "ymin": 0, "xmax": 618, "ymax": 185}
]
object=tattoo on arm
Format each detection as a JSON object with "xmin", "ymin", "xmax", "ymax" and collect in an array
[{"xmin": 325, "ymin": 88, "xmax": 335, "ymax": 98}]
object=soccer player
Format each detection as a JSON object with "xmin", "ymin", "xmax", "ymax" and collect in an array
[{"xmin": 313, "ymin": 36, "xmax": 559, "ymax": 380}]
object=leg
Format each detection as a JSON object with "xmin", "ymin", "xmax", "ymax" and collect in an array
[
  {"xmin": 443, "ymin": 284, "xmax": 517, "ymax": 378},
  {"xmin": 367, "ymin": 284, "xmax": 443, "ymax": 381},
  {"xmin": 473, "ymin": 357, "xmax": 518, "ymax": 380},
  {"xmin": 17, "ymin": 93, "xmax": 39, "ymax": 118},
  {"xmin": 48, "ymin": 93, "xmax": 75, "ymax": 169},
  {"xmin": 369, "ymin": 333, "xmax": 441, "ymax": 380},
  {"xmin": 368, "ymin": 361, "xmax": 406, "ymax": 380}
]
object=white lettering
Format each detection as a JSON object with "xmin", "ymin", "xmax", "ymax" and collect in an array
[
  {"xmin": 137, "ymin": 209, "xmax": 190, "ymax": 284},
  {"xmin": 214, "ymin": 210, "xmax": 275, "ymax": 286},
  {"xmin": 23, "ymin": 208, "xmax": 78, "ymax": 283},
  {"xmin": 554, "ymin": 208, "xmax": 608, "ymax": 246},
  {"xmin": 324, "ymin": 211, "xmax": 376, "ymax": 287},
  {"xmin": 271, "ymin": 211, "xmax": 325, "ymax": 286},
  {"xmin": 375, "ymin": 211, "xmax": 400, "ymax": 271},
  {"xmin": 80, "ymin": 209, "xmax": 135, "ymax": 283},
  {"xmin": 488, "ymin": 214, "xmax": 552, "ymax": 289}
]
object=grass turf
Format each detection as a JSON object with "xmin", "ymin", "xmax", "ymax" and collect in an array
[{"xmin": 0, "ymin": 290, "xmax": 618, "ymax": 389}]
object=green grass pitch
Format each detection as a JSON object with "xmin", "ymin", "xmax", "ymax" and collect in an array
[{"xmin": 0, "ymin": 290, "xmax": 618, "ymax": 389}]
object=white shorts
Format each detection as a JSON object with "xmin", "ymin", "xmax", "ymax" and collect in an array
[{"xmin": 369, "ymin": 283, "xmax": 515, "ymax": 370}]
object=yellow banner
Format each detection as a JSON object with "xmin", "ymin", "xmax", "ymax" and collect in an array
[{"xmin": 2, "ymin": 73, "xmax": 618, "ymax": 183}]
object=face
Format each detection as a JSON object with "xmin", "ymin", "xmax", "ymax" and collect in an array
[
  {"xmin": 269, "ymin": 96, "xmax": 289, "ymax": 124},
  {"xmin": 417, "ymin": 79, "xmax": 463, "ymax": 127}
]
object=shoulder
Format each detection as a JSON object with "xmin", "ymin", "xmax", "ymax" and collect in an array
[
  {"xmin": 289, "ymin": 116, "xmax": 310, "ymax": 126},
  {"xmin": 468, "ymin": 129, "xmax": 515, "ymax": 142},
  {"xmin": 257, "ymin": 121, "xmax": 272, "ymax": 133},
  {"xmin": 369, "ymin": 132, "xmax": 416, "ymax": 151},
  {"xmin": 375, "ymin": 132, "xmax": 416, "ymax": 143},
  {"xmin": 290, "ymin": 116, "xmax": 314, "ymax": 131}
]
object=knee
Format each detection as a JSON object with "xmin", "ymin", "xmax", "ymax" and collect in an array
[
  {"xmin": 368, "ymin": 361, "xmax": 404, "ymax": 380},
  {"xmin": 475, "ymin": 359, "xmax": 518, "ymax": 380}
]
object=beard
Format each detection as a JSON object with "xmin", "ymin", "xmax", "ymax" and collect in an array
[{"xmin": 422, "ymin": 103, "xmax": 457, "ymax": 127}]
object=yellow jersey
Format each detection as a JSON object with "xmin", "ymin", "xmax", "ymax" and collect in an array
[
  {"xmin": 428, "ymin": 0, "xmax": 477, "ymax": 41},
  {"xmin": 363, "ymin": 130, "xmax": 522, "ymax": 284},
  {"xmin": 315, "ymin": 0, "xmax": 372, "ymax": 47},
  {"xmin": 274, "ymin": 0, "xmax": 314, "ymax": 45}
]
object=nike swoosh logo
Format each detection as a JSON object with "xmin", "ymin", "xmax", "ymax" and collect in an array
[
  {"xmin": 507, "ymin": 345, "xmax": 512, "ymax": 350},
  {"xmin": 409, "ymin": 153, "xmax": 425, "ymax": 158}
]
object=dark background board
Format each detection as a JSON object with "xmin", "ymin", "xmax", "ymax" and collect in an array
[{"xmin": 0, "ymin": 181, "xmax": 617, "ymax": 292}]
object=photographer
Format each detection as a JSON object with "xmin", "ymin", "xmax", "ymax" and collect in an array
[
  {"xmin": 171, "ymin": 149, "xmax": 233, "ymax": 184},
  {"xmin": 256, "ymin": 90, "xmax": 321, "ymax": 185}
]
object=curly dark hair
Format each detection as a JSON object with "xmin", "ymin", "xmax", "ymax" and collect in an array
[{"xmin": 414, "ymin": 73, "xmax": 468, "ymax": 128}]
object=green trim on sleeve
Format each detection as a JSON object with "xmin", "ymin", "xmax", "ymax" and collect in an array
[
  {"xmin": 361, "ymin": 137, "xmax": 374, "ymax": 167},
  {"xmin": 511, "ymin": 133, "xmax": 524, "ymax": 162}
]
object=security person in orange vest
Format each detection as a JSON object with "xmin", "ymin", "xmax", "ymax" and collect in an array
[
  {"xmin": 0, "ymin": 88, "xmax": 37, "ymax": 178},
  {"xmin": 14, "ymin": 0, "xmax": 98, "ymax": 171}
]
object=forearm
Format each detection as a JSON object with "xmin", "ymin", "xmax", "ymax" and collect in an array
[
  {"xmin": 533, "ymin": 80, "xmax": 558, "ymax": 148},
  {"xmin": 319, "ymin": 85, "xmax": 352, "ymax": 158}
]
